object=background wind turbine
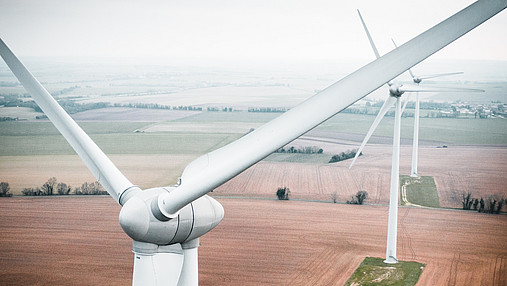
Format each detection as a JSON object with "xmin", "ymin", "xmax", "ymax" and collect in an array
[
  {"xmin": 391, "ymin": 39, "xmax": 466, "ymax": 178},
  {"xmin": 1, "ymin": 0, "xmax": 505, "ymax": 283},
  {"xmin": 352, "ymin": 9, "xmax": 485, "ymax": 264}
]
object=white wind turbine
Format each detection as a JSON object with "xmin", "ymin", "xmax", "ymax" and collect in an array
[
  {"xmin": 392, "ymin": 39, "xmax": 465, "ymax": 178},
  {"xmin": 405, "ymin": 69, "xmax": 466, "ymax": 178},
  {"xmin": 1, "ymin": 0, "xmax": 505, "ymax": 283},
  {"xmin": 351, "ymin": 10, "xmax": 485, "ymax": 264}
]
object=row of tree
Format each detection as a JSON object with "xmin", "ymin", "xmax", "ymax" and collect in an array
[
  {"xmin": 329, "ymin": 149, "xmax": 361, "ymax": 163},
  {"xmin": 462, "ymin": 192, "xmax": 504, "ymax": 214},
  {"xmin": 248, "ymin": 107, "xmax": 287, "ymax": 113},
  {"xmin": 275, "ymin": 146, "xmax": 323, "ymax": 154},
  {"xmin": 19, "ymin": 177, "xmax": 108, "ymax": 196}
]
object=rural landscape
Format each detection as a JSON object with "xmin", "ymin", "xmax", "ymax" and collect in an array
[{"xmin": 0, "ymin": 55, "xmax": 506, "ymax": 285}]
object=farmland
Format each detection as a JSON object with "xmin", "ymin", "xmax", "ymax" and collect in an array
[
  {"xmin": 1, "ymin": 59, "xmax": 506, "ymax": 285},
  {"xmin": 1, "ymin": 109, "xmax": 506, "ymax": 209},
  {"xmin": 0, "ymin": 197, "xmax": 505, "ymax": 285}
]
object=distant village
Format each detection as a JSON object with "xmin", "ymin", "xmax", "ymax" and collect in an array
[{"xmin": 439, "ymin": 102, "xmax": 506, "ymax": 119}]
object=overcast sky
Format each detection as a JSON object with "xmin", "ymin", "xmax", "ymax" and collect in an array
[{"xmin": 1, "ymin": 0, "xmax": 506, "ymax": 64}]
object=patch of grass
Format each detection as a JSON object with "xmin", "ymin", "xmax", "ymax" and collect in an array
[
  {"xmin": 345, "ymin": 257, "xmax": 425, "ymax": 286},
  {"xmin": 400, "ymin": 176, "xmax": 440, "ymax": 208}
]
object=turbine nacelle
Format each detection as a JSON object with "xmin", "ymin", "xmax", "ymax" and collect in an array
[
  {"xmin": 413, "ymin": 77, "xmax": 422, "ymax": 84},
  {"xmin": 119, "ymin": 187, "xmax": 224, "ymax": 245},
  {"xmin": 388, "ymin": 84, "xmax": 405, "ymax": 97}
]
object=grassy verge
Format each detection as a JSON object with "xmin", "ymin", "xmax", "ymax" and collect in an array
[
  {"xmin": 400, "ymin": 176, "xmax": 440, "ymax": 208},
  {"xmin": 345, "ymin": 257, "xmax": 425, "ymax": 286}
]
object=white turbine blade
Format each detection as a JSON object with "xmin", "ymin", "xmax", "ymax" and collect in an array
[
  {"xmin": 157, "ymin": 0, "xmax": 507, "ymax": 217},
  {"xmin": 401, "ymin": 93, "xmax": 412, "ymax": 115},
  {"xmin": 0, "ymin": 38, "xmax": 137, "ymax": 203},
  {"xmin": 398, "ymin": 84, "xmax": 484, "ymax": 93},
  {"xmin": 391, "ymin": 38, "xmax": 415, "ymax": 80},
  {"xmin": 418, "ymin": 71, "xmax": 464, "ymax": 80},
  {"xmin": 132, "ymin": 244, "xmax": 184, "ymax": 286},
  {"xmin": 349, "ymin": 96, "xmax": 397, "ymax": 169},
  {"xmin": 357, "ymin": 9, "xmax": 381, "ymax": 59}
]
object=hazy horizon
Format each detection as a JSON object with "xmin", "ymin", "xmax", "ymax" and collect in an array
[{"xmin": 1, "ymin": 0, "xmax": 507, "ymax": 63}]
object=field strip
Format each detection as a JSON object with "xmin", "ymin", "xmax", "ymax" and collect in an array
[{"xmin": 401, "ymin": 180, "xmax": 427, "ymax": 208}]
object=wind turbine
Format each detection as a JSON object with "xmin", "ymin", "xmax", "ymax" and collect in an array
[
  {"xmin": 1, "ymin": 0, "xmax": 505, "ymax": 283},
  {"xmin": 351, "ymin": 9, "xmax": 485, "ymax": 264},
  {"xmin": 391, "ymin": 39, "xmax": 465, "ymax": 178}
]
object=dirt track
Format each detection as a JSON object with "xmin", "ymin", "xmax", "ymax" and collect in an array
[{"xmin": 0, "ymin": 197, "xmax": 505, "ymax": 285}]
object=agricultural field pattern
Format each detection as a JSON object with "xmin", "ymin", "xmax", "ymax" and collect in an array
[{"xmin": 0, "ymin": 59, "xmax": 506, "ymax": 285}]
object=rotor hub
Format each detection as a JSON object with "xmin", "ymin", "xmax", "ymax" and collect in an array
[{"xmin": 119, "ymin": 187, "xmax": 224, "ymax": 246}]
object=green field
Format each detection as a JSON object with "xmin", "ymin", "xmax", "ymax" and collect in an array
[
  {"xmin": 0, "ymin": 121, "xmax": 241, "ymax": 156},
  {"xmin": 345, "ymin": 257, "xmax": 425, "ymax": 286},
  {"xmin": 1, "ymin": 111, "xmax": 506, "ymax": 158},
  {"xmin": 400, "ymin": 176, "xmax": 440, "ymax": 208},
  {"xmin": 164, "ymin": 111, "xmax": 507, "ymax": 145},
  {"xmin": 317, "ymin": 113, "xmax": 507, "ymax": 145}
]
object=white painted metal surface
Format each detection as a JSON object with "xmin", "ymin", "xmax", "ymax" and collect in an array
[{"xmin": 385, "ymin": 97, "xmax": 402, "ymax": 264}]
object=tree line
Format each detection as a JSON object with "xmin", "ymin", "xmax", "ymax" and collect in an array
[
  {"xmin": 462, "ymin": 192, "xmax": 504, "ymax": 214},
  {"xmin": 275, "ymin": 146, "xmax": 323, "ymax": 154},
  {"xmin": 0, "ymin": 177, "xmax": 108, "ymax": 196},
  {"xmin": 329, "ymin": 149, "xmax": 361, "ymax": 163}
]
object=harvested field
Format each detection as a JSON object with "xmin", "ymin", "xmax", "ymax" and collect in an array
[
  {"xmin": 216, "ymin": 145, "xmax": 507, "ymax": 208},
  {"xmin": 0, "ymin": 155, "xmax": 194, "ymax": 195},
  {"xmin": 0, "ymin": 197, "xmax": 505, "ymax": 285},
  {"xmin": 2, "ymin": 145, "xmax": 506, "ymax": 207}
]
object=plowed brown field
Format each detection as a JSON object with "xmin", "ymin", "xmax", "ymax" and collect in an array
[
  {"xmin": 0, "ymin": 197, "xmax": 505, "ymax": 285},
  {"xmin": 216, "ymin": 145, "xmax": 507, "ymax": 208}
]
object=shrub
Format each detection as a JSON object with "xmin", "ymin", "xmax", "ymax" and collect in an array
[
  {"xmin": 57, "ymin": 183, "xmax": 71, "ymax": 195},
  {"xmin": 74, "ymin": 181, "xmax": 108, "ymax": 195},
  {"xmin": 347, "ymin": 191, "xmax": 368, "ymax": 205},
  {"xmin": 22, "ymin": 187, "xmax": 42, "ymax": 196},
  {"xmin": 331, "ymin": 192, "xmax": 338, "ymax": 203},
  {"xmin": 0, "ymin": 182, "xmax": 12, "ymax": 197},
  {"xmin": 462, "ymin": 192, "xmax": 473, "ymax": 210},
  {"xmin": 276, "ymin": 187, "xmax": 290, "ymax": 200},
  {"xmin": 41, "ymin": 177, "xmax": 57, "ymax": 196}
]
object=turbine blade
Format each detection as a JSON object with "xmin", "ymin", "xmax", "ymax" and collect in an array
[
  {"xmin": 418, "ymin": 71, "xmax": 464, "ymax": 80},
  {"xmin": 349, "ymin": 96, "xmax": 397, "ymax": 169},
  {"xmin": 392, "ymin": 38, "xmax": 416, "ymax": 80},
  {"xmin": 157, "ymin": 0, "xmax": 507, "ymax": 217},
  {"xmin": 0, "ymin": 38, "xmax": 138, "ymax": 203},
  {"xmin": 401, "ymin": 93, "xmax": 412, "ymax": 115},
  {"xmin": 357, "ymin": 9, "xmax": 381, "ymax": 59},
  {"xmin": 398, "ymin": 84, "xmax": 484, "ymax": 93}
]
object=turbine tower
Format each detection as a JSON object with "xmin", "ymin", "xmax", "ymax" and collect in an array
[
  {"xmin": 1, "ymin": 0, "xmax": 505, "ymax": 283},
  {"xmin": 353, "ymin": 9, "xmax": 484, "ymax": 264}
]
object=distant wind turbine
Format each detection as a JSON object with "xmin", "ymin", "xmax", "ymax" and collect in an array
[
  {"xmin": 352, "ymin": 9, "xmax": 484, "ymax": 264},
  {"xmin": 391, "ymin": 39, "xmax": 466, "ymax": 178}
]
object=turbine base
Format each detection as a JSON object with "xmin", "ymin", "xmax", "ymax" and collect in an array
[{"xmin": 384, "ymin": 256, "xmax": 399, "ymax": 264}]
